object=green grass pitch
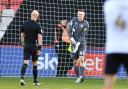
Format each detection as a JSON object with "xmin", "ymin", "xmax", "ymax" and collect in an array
[{"xmin": 0, "ymin": 77, "xmax": 127, "ymax": 89}]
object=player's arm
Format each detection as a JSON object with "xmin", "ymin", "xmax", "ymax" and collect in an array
[
  {"xmin": 38, "ymin": 33, "xmax": 42, "ymax": 46},
  {"xmin": 68, "ymin": 19, "xmax": 76, "ymax": 45},
  {"xmin": 37, "ymin": 26, "xmax": 43, "ymax": 50},
  {"xmin": 37, "ymin": 34, "xmax": 42, "ymax": 50},
  {"xmin": 20, "ymin": 25, "xmax": 25, "ymax": 46},
  {"xmin": 21, "ymin": 33, "xmax": 25, "ymax": 46}
]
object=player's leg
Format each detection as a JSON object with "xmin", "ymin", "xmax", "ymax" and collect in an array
[
  {"xmin": 103, "ymin": 54, "xmax": 121, "ymax": 89},
  {"xmin": 123, "ymin": 54, "xmax": 128, "ymax": 75},
  {"xmin": 21, "ymin": 60, "xmax": 29, "ymax": 79},
  {"xmin": 73, "ymin": 52, "xmax": 85, "ymax": 83},
  {"xmin": 66, "ymin": 47, "xmax": 73, "ymax": 71},
  {"xmin": 62, "ymin": 43, "xmax": 69, "ymax": 76},
  {"xmin": 74, "ymin": 59, "xmax": 79, "ymax": 78},
  {"xmin": 74, "ymin": 45, "xmax": 86, "ymax": 83},
  {"xmin": 78, "ymin": 55, "xmax": 85, "ymax": 82},
  {"xmin": 74, "ymin": 59, "xmax": 82, "ymax": 84},
  {"xmin": 72, "ymin": 46, "xmax": 85, "ymax": 83},
  {"xmin": 32, "ymin": 45, "xmax": 40, "ymax": 86},
  {"xmin": 103, "ymin": 75, "xmax": 117, "ymax": 89},
  {"xmin": 74, "ymin": 50, "xmax": 85, "ymax": 83},
  {"xmin": 72, "ymin": 51, "xmax": 79, "ymax": 78},
  {"xmin": 56, "ymin": 46, "xmax": 63, "ymax": 76},
  {"xmin": 78, "ymin": 50, "xmax": 85, "ymax": 77},
  {"xmin": 20, "ymin": 45, "xmax": 30, "ymax": 86},
  {"xmin": 20, "ymin": 60, "xmax": 29, "ymax": 86},
  {"xmin": 32, "ymin": 60, "xmax": 40, "ymax": 86}
]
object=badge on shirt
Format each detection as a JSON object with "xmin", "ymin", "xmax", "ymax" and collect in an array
[
  {"xmin": 80, "ymin": 24, "xmax": 83, "ymax": 28},
  {"xmin": 41, "ymin": 29, "xmax": 44, "ymax": 33},
  {"xmin": 84, "ymin": 28, "xmax": 87, "ymax": 31}
]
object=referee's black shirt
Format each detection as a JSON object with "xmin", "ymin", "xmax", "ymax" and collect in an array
[{"xmin": 21, "ymin": 19, "xmax": 42, "ymax": 44}]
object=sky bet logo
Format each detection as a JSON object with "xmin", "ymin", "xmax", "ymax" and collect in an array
[
  {"xmin": 37, "ymin": 53, "xmax": 103, "ymax": 71},
  {"xmin": 37, "ymin": 53, "xmax": 58, "ymax": 70}
]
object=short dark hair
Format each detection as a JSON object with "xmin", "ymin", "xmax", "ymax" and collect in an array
[{"xmin": 78, "ymin": 9, "xmax": 85, "ymax": 13}]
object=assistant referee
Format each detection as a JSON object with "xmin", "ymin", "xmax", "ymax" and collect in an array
[{"xmin": 20, "ymin": 10, "xmax": 42, "ymax": 86}]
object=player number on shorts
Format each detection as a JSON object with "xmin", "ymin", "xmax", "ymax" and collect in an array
[{"xmin": 80, "ymin": 51, "xmax": 84, "ymax": 56}]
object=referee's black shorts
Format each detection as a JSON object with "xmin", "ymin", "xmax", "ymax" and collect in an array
[
  {"xmin": 105, "ymin": 53, "xmax": 128, "ymax": 75},
  {"xmin": 23, "ymin": 44, "xmax": 38, "ymax": 62}
]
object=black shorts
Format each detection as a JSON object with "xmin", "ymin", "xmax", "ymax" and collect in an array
[
  {"xmin": 105, "ymin": 53, "xmax": 128, "ymax": 75},
  {"xmin": 23, "ymin": 44, "xmax": 38, "ymax": 62},
  {"xmin": 72, "ymin": 45, "xmax": 86, "ymax": 60}
]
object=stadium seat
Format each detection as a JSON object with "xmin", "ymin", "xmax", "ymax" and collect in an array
[
  {"xmin": 0, "ymin": 0, "xmax": 23, "ymax": 40},
  {"xmin": 0, "ymin": 0, "xmax": 23, "ymax": 13},
  {"xmin": 0, "ymin": 9, "xmax": 15, "ymax": 40}
]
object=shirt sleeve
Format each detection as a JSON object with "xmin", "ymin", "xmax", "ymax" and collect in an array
[
  {"xmin": 68, "ymin": 19, "xmax": 73, "ymax": 38},
  {"xmin": 78, "ymin": 21, "xmax": 89, "ymax": 43},
  {"xmin": 37, "ymin": 24, "xmax": 43, "ymax": 34}
]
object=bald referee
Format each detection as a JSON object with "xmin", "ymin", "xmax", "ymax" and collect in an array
[
  {"xmin": 103, "ymin": 0, "xmax": 128, "ymax": 89},
  {"xmin": 20, "ymin": 10, "xmax": 42, "ymax": 86}
]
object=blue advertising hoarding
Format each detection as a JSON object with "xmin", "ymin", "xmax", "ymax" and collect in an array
[
  {"xmin": 0, "ymin": 46, "xmax": 58, "ymax": 77},
  {"xmin": 0, "ymin": 46, "xmax": 127, "ymax": 78}
]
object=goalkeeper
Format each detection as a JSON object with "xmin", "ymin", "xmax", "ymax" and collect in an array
[
  {"xmin": 68, "ymin": 9, "xmax": 89, "ymax": 83},
  {"xmin": 20, "ymin": 10, "xmax": 43, "ymax": 86}
]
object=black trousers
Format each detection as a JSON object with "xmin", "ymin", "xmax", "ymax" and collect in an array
[{"xmin": 55, "ymin": 42, "xmax": 73, "ymax": 76}]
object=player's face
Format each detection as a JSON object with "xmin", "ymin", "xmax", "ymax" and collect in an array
[{"xmin": 77, "ymin": 11, "xmax": 85, "ymax": 21}]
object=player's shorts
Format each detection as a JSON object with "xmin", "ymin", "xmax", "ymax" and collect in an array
[
  {"xmin": 105, "ymin": 53, "xmax": 128, "ymax": 75},
  {"xmin": 72, "ymin": 45, "xmax": 86, "ymax": 60},
  {"xmin": 23, "ymin": 44, "xmax": 38, "ymax": 62}
]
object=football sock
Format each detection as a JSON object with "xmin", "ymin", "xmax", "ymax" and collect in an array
[
  {"xmin": 33, "ymin": 66, "xmax": 38, "ymax": 82},
  {"xmin": 21, "ymin": 63, "xmax": 28, "ymax": 79},
  {"xmin": 74, "ymin": 66, "xmax": 79, "ymax": 78}
]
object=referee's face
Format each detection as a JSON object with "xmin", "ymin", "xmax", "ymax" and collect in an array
[
  {"xmin": 77, "ymin": 11, "xmax": 85, "ymax": 21},
  {"xmin": 31, "ymin": 10, "xmax": 39, "ymax": 20}
]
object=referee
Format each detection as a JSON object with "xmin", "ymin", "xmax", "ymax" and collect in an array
[{"xmin": 20, "ymin": 10, "xmax": 42, "ymax": 86}]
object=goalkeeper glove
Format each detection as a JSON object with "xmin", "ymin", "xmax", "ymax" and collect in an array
[
  {"xmin": 72, "ymin": 42, "xmax": 80, "ymax": 53},
  {"xmin": 70, "ymin": 37, "xmax": 77, "ymax": 45}
]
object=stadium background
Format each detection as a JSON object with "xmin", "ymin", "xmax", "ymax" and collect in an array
[
  {"xmin": 0, "ymin": 0, "xmax": 127, "ymax": 78},
  {"xmin": 1, "ymin": 0, "xmax": 105, "ymax": 47}
]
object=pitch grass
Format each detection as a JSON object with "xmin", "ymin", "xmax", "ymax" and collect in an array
[{"xmin": 0, "ymin": 77, "xmax": 127, "ymax": 89}]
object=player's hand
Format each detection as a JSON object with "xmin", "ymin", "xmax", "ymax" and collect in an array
[
  {"xmin": 37, "ymin": 45, "xmax": 42, "ymax": 50},
  {"xmin": 72, "ymin": 42, "xmax": 80, "ymax": 53},
  {"xmin": 58, "ymin": 24, "xmax": 63, "ymax": 28},
  {"xmin": 37, "ymin": 50, "xmax": 41, "ymax": 55},
  {"xmin": 36, "ymin": 45, "xmax": 42, "ymax": 55},
  {"xmin": 72, "ymin": 46, "xmax": 78, "ymax": 53}
]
